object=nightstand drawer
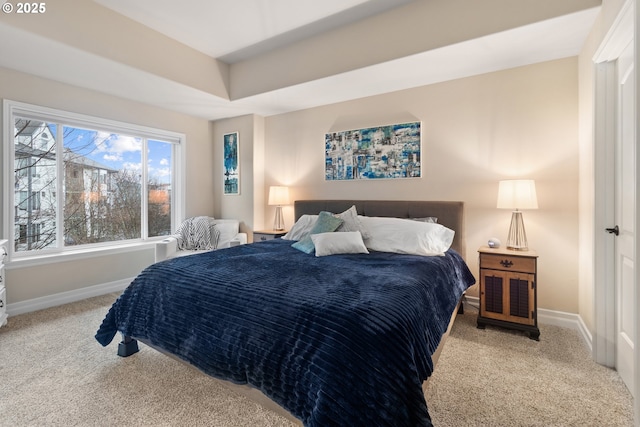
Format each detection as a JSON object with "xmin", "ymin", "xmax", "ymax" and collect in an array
[
  {"xmin": 481, "ymin": 253, "xmax": 535, "ymax": 273},
  {"xmin": 255, "ymin": 233, "xmax": 278, "ymax": 242},
  {"xmin": 253, "ymin": 230, "xmax": 288, "ymax": 242}
]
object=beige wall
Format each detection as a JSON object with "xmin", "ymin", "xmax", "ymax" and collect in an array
[
  {"xmin": 262, "ymin": 58, "xmax": 580, "ymax": 313},
  {"xmin": 0, "ymin": 66, "xmax": 216, "ymax": 304}
]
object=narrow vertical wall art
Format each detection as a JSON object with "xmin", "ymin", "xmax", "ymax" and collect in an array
[{"xmin": 223, "ymin": 132, "xmax": 240, "ymax": 195}]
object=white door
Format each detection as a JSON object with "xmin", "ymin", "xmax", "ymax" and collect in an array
[{"xmin": 613, "ymin": 40, "xmax": 636, "ymax": 396}]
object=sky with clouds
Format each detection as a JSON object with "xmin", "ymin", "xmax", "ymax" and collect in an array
[{"xmin": 64, "ymin": 127, "xmax": 172, "ymax": 184}]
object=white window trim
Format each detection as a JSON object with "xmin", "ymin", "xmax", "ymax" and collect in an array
[{"xmin": 3, "ymin": 99, "xmax": 186, "ymax": 263}]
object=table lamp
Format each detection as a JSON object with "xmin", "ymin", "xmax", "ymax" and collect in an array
[
  {"xmin": 497, "ymin": 179, "xmax": 538, "ymax": 250},
  {"xmin": 268, "ymin": 186, "xmax": 290, "ymax": 231}
]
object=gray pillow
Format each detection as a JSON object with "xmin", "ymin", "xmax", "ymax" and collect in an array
[
  {"xmin": 410, "ymin": 217, "xmax": 438, "ymax": 223},
  {"xmin": 334, "ymin": 205, "xmax": 371, "ymax": 239},
  {"xmin": 292, "ymin": 211, "xmax": 343, "ymax": 254}
]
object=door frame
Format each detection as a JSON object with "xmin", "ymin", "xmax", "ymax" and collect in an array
[{"xmin": 592, "ymin": 0, "xmax": 638, "ymax": 419}]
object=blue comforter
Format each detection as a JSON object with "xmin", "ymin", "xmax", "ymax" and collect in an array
[{"xmin": 96, "ymin": 239, "xmax": 475, "ymax": 426}]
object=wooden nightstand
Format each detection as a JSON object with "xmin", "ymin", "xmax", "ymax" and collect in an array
[
  {"xmin": 477, "ymin": 246, "xmax": 539, "ymax": 340},
  {"xmin": 253, "ymin": 230, "xmax": 288, "ymax": 242}
]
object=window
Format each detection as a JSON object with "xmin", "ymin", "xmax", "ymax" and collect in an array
[{"xmin": 4, "ymin": 100, "xmax": 184, "ymax": 257}]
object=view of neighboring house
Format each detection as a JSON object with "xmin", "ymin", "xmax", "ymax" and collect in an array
[
  {"xmin": 13, "ymin": 120, "xmax": 120, "ymax": 252},
  {"xmin": 14, "ymin": 120, "xmax": 58, "ymax": 251}
]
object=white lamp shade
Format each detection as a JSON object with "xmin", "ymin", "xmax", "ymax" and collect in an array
[
  {"xmin": 268, "ymin": 186, "xmax": 290, "ymax": 206},
  {"xmin": 497, "ymin": 180, "xmax": 538, "ymax": 210}
]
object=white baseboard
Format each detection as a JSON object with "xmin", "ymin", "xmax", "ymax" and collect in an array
[
  {"xmin": 463, "ymin": 296, "xmax": 592, "ymax": 350},
  {"xmin": 6, "ymin": 278, "xmax": 132, "ymax": 317}
]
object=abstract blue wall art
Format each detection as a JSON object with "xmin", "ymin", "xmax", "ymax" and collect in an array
[
  {"xmin": 223, "ymin": 132, "xmax": 240, "ymax": 195},
  {"xmin": 325, "ymin": 122, "xmax": 421, "ymax": 181}
]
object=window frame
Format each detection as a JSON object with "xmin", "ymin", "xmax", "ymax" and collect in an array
[{"xmin": 3, "ymin": 99, "xmax": 185, "ymax": 262}]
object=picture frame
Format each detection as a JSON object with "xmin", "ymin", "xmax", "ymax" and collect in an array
[
  {"xmin": 325, "ymin": 122, "xmax": 421, "ymax": 181},
  {"xmin": 223, "ymin": 131, "xmax": 240, "ymax": 195}
]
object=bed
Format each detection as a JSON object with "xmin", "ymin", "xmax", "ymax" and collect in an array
[{"xmin": 95, "ymin": 200, "xmax": 475, "ymax": 426}]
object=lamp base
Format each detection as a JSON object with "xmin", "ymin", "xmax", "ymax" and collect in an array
[
  {"xmin": 273, "ymin": 206, "xmax": 285, "ymax": 231},
  {"xmin": 506, "ymin": 211, "xmax": 529, "ymax": 251}
]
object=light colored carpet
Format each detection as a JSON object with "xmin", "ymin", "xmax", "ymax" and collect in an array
[
  {"xmin": 425, "ymin": 307, "xmax": 634, "ymax": 426},
  {"xmin": 0, "ymin": 294, "xmax": 633, "ymax": 426}
]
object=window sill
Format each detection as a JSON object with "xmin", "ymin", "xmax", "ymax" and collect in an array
[{"xmin": 5, "ymin": 241, "xmax": 159, "ymax": 269}]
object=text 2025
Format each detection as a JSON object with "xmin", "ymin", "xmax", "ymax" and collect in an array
[{"xmin": 17, "ymin": 3, "xmax": 46, "ymax": 13}]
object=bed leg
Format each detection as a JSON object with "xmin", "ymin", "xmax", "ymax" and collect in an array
[{"xmin": 117, "ymin": 335, "xmax": 139, "ymax": 357}]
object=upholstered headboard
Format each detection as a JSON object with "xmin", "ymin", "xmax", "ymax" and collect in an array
[{"xmin": 294, "ymin": 200, "xmax": 465, "ymax": 255}]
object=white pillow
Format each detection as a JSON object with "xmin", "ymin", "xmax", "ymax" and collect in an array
[
  {"xmin": 210, "ymin": 219, "xmax": 240, "ymax": 248},
  {"xmin": 282, "ymin": 214, "xmax": 318, "ymax": 241},
  {"xmin": 358, "ymin": 216, "xmax": 454, "ymax": 256},
  {"xmin": 311, "ymin": 232, "xmax": 369, "ymax": 257}
]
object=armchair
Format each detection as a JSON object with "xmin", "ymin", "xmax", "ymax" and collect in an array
[{"xmin": 155, "ymin": 217, "xmax": 247, "ymax": 262}]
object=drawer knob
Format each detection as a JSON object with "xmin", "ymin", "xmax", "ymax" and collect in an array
[{"xmin": 500, "ymin": 259, "xmax": 513, "ymax": 268}]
